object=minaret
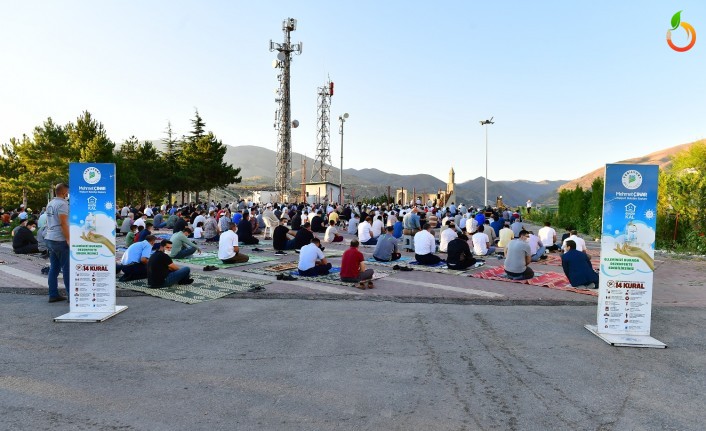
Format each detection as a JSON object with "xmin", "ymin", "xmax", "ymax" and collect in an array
[{"xmin": 447, "ymin": 167, "xmax": 455, "ymax": 196}]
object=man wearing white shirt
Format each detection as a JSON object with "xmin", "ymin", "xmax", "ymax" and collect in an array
[
  {"xmin": 133, "ymin": 214, "xmax": 147, "ymax": 229},
  {"xmin": 538, "ymin": 221, "xmax": 560, "ymax": 251},
  {"xmin": 471, "ymin": 225, "xmax": 496, "ymax": 256},
  {"xmin": 358, "ymin": 216, "xmax": 377, "ymax": 245},
  {"xmin": 120, "ymin": 205, "xmax": 130, "ymax": 219},
  {"xmin": 439, "ymin": 222, "xmax": 458, "ymax": 253},
  {"xmin": 414, "ymin": 223, "xmax": 441, "ymax": 265},
  {"xmin": 193, "ymin": 211, "xmax": 206, "ymax": 230},
  {"xmin": 144, "ymin": 206, "xmax": 154, "ymax": 217},
  {"xmin": 562, "ymin": 230, "xmax": 587, "ymax": 253},
  {"xmin": 527, "ymin": 231, "xmax": 547, "ymax": 261},
  {"xmin": 218, "ymin": 222, "xmax": 249, "ymax": 263},
  {"xmin": 371, "ymin": 216, "xmax": 384, "ymax": 239},
  {"xmin": 298, "ymin": 238, "xmax": 332, "ymax": 276}
]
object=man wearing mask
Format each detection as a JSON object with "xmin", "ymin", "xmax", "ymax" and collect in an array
[
  {"xmin": 45, "ymin": 183, "xmax": 70, "ymax": 302},
  {"xmin": 13, "ymin": 219, "xmax": 42, "ymax": 254}
]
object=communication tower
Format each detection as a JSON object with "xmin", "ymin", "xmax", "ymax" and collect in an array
[
  {"xmin": 311, "ymin": 79, "xmax": 334, "ymax": 182},
  {"xmin": 270, "ymin": 18, "xmax": 303, "ymax": 202}
]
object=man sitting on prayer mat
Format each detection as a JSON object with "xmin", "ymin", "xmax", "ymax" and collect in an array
[
  {"xmin": 561, "ymin": 240, "xmax": 598, "ymax": 288},
  {"xmin": 297, "ymin": 238, "xmax": 332, "ymax": 276},
  {"xmin": 273, "ymin": 217, "xmax": 296, "ymax": 254},
  {"xmin": 237, "ymin": 211, "xmax": 260, "ymax": 245},
  {"xmin": 373, "ymin": 225, "xmax": 401, "ymax": 262},
  {"xmin": 117, "ymin": 235, "xmax": 157, "ymax": 281},
  {"xmin": 414, "ymin": 223, "xmax": 442, "ymax": 266},
  {"xmin": 218, "ymin": 222, "xmax": 249, "ymax": 264},
  {"xmin": 504, "ymin": 230, "xmax": 534, "ymax": 280},
  {"xmin": 446, "ymin": 232, "xmax": 477, "ymax": 270},
  {"xmin": 148, "ymin": 240, "xmax": 193, "ymax": 287},
  {"xmin": 169, "ymin": 227, "xmax": 202, "ymax": 259},
  {"xmin": 341, "ymin": 239, "xmax": 375, "ymax": 288},
  {"xmin": 324, "ymin": 219, "xmax": 344, "ymax": 243}
]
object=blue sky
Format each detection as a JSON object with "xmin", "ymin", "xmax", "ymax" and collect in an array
[{"xmin": 1, "ymin": 1, "xmax": 704, "ymax": 182}]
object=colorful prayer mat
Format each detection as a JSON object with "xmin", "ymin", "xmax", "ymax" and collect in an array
[
  {"xmin": 471, "ymin": 265, "xmax": 598, "ymax": 296},
  {"xmin": 117, "ymin": 273, "xmax": 270, "ymax": 304},
  {"xmin": 243, "ymin": 266, "xmax": 392, "ymax": 287},
  {"xmin": 535, "ymin": 253, "xmax": 599, "ymax": 270},
  {"xmin": 175, "ymin": 252, "xmax": 279, "ymax": 268}
]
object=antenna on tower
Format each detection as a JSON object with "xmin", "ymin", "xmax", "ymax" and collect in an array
[
  {"xmin": 270, "ymin": 17, "xmax": 303, "ymax": 202},
  {"xmin": 311, "ymin": 77, "xmax": 333, "ymax": 182}
]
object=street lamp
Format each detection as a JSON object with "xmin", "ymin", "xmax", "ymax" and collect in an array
[
  {"xmin": 479, "ymin": 117, "xmax": 494, "ymax": 207},
  {"xmin": 338, "ymin": 113, "xmax": 349, "ymax": 205}
]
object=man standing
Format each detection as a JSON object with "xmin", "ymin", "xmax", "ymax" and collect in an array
[
  {"xmin": 297, "ymin": 238, "xmax": 332, "ymax": 276},
  {"xmin": 218, "ymin": 222, "xmax": 249, "ymax": 264},
  {"xmin": 45, "ymin": 183, "xmax": 70, "ymax": 302},
  {"xmin": 147, "ymin": 240, "xmax": 193, "ymax": 287},
  {"xmin": 414, "ymin": 223, "xmax": 441, "ymax": 265},
  {"xmin": 504, "ymin": 230, "xmax": 534, "ymax": 280},
  {"xmin": 526, "ymin": 199, "xmax": 533, "ymax": 214}
]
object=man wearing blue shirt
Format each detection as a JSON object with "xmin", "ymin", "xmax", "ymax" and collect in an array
[
  {"xmin": 561, "ymin": 240, "xmax": 599, "ymax": 288},
  {"xmin": 117, "ymin": 235, "xmax": 157, "ymax": 281}
]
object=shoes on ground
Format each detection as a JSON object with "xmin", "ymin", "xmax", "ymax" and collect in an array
[
  {"xmin": 247, "ymin": 285, "xmax": 266, "ymax": 292},
  {"xmin": 282, "ymin": 274, "xmax": 297, "ymax": 281},
  {"xmin": 264, "ymin": 237, "xmax": 273, "ymax": 240},
  {"xmin": 48, "ymin": 296, "xmax": 66, "ymax": 303},
  {"xmin": 251, "ymin": 248, "xmax": 264, "ymax": 252},
  {"xmin": 539, "ymin": 255, "xmax": 548, "ymax": 260},
  {"xmin": 294, "ymin": 249, "xmax": 300, "ymax": 254},
  {"xmin": 276, "ymin": 273, "xmax": 284, "ymax": 280},
  {"xmin": 178, "ymin": 278, "xmax": 194, "ymax": 285},
  {"xmin": 274, "ymin": 251, "xmax": 287, "ymax": 256},
  {"xmin": 41, "ymin": 267, "xmax": 50, "ymax": 275},
  {"xmin": 203, "ymin": 265, "xmax": 219, "ymax": 271},
  {"xmin": 399, "ymin": 266, "xmax": 414, "ymax": 272},
  {"xmin": 392, "ymin": 265, "xmax": 401, "ymax": 270}
]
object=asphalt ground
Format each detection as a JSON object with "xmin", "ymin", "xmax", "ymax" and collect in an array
[{"xmin": 1, "ymin": 225, "xmax": 705, "ymax": 430}]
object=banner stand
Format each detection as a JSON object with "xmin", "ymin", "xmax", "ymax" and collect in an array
[
  {"xmin": 54, "ymin": 163, "xmax": 127, "ymax": 323},
  {"xmin": 587, "ymin": 164, "xmax": 666, "ymax": 349},
  {"xmin": 55, "ymin": 305, "xmax": 128, "ymax": 323},
  {"xmin": 584, "ymin": 324, "xmax": 666, "ymax": 348}
]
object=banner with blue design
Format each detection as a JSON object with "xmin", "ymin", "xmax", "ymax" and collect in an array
[
  {"xmin": 68, "ymin": 163, "xmax": 117, "ymax": 313},
  {"xmin": 597, "ymin": 164, "xmax": 658, "ymax": 335}
]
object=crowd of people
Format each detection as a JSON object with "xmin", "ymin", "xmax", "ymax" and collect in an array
[{"xmin": 2, "ymin": 194, "xmax": 601, "ymax": 303}]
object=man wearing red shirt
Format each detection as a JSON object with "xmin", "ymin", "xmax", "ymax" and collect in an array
[{"xmin": 340, "ymin": 239, "xmax": 375, "ymax": 289}]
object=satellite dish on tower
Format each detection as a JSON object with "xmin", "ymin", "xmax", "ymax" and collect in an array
[
  {"xmin": 343, "ymin": 113, "xmax": 349, "ymax": 119},
  {"xmin": 277, "ymin": 52, "xmax": 286, "ymax": 61},
  {"xmin": 272, "ymin": 59, "xmax": 279, "ymax": 68},
  {"xmin": 292, "ymin": 120, "xmax": 299, "ymax": 128}
]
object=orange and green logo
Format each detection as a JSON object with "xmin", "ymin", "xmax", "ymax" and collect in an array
[{"xmin": 667, "ymin": 10, "xmax": 696, "ymax": 52}]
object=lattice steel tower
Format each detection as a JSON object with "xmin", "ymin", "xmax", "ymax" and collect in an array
[
  {"xmin": 270, "ymin": 18, "xmax": 302, "ymax": 201},
  {"xmin": 311, "ymin": 79, "xmax": 334, "ymax": 182}
]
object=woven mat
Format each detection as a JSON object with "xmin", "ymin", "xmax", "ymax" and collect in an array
[
  {"xmin": 243, "ymin": 266, "xmax": 393, "ymax": 287},
  {"xmin": 117, "ymin": 273, "xmax": 269, "ymax": 304},
  {"xmin": 175, "ymin": 252, "xmax": 279, "ymax": 268},
  {"xmin": 365, "ymin": 256, "xmax": 485, "ymax": 276},
  {"xmin": 471, "ymin": 266, "xmax": 598, "ymax": 296},
  {"xmin": 239, "ymin": 240, "xmax": 273, "ymax": 248},
  {"xmin": 262, "ymin": 262, "xmax": 298, "ymax": 272},
  {"xmin": 535, "ymin": 253, "xmax": 599, "ymax": 270}
]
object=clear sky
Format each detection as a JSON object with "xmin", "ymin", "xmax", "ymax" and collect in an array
[{"xmin": 1, "ymin": 1, "xmax": 704, "ymax": 183}]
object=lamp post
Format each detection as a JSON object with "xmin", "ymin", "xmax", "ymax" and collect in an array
[
  {"xmin": 479, "ymin": 117, "xmax": 494, "ymax": 207},
  {"xmin": 338, "ymin": 113, "xmax": 349, "ymax": 205}
]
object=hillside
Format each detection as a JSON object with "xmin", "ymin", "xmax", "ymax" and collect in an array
[{"xmin": 558, "ymin": 141, "xmax": 700, "ymax": 191}]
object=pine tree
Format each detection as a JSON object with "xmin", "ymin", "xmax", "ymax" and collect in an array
[
  {"xmin": 67, "ymin": 111, "xmax": 114, "ymax": 162},
  {"xmin": 161, "ymin": 121, "xmax": 183, "ymax": 204}
]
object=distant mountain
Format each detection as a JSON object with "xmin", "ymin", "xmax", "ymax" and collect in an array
[
  {"xmin": 215, "ymin": 145, "xmax": 567, "ymax": 206},
  {"xmin": 559, "ymin": 141, "xmax": 700, "ymax": 192}
]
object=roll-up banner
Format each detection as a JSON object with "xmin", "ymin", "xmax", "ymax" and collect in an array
[
  {"xmin": 585, "ymin": 164, "xmax": 665, "ymax": 348},
  {"xmin": 55, "ymin": 163, "xmax": 127, "ymax": 322}
]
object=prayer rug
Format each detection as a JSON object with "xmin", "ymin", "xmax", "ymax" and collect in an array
[
  {"xmin": 323, "ymin": 249, "xmax": 344, "ymax": 258},
  {"xmin": 262, "ymin": 262, "xmax": 298, "ymax": 272},
  {"xmin": 117, "ymin": 273, "xmax": 269, "ymax": 304},
  {"xmin": 243, "ymin": 266, "xmax": 392, "ymax": 287},
  {"xmin": 471, "ymin": 266, "xmax": 598, "ymax": 297},
  {"xmin": 239, "ymin": 240, "xmax": 273, "ymax": 248},
  {"xmin": 175, "ymin": 252, "xmax": 279, "ymax": 268},
  {"xmin": 535, "ymin": 253, "xmax": 600, "ymax": 270},
  {"xmin": 366, "ymin": 256, "xmax": 484, "ymax": 276}
]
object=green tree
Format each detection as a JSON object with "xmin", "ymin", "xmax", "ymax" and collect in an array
[
  {"xmin": 67, "ymin": 111, "xmax": 114, "ymax": 162},
  {"xmin": 114, "ymin": 136, "xmax": 141, "ymax": 204},
  {"xmin": 161, "ymin": 121, "xmax": 183, "ymax": 205}
]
